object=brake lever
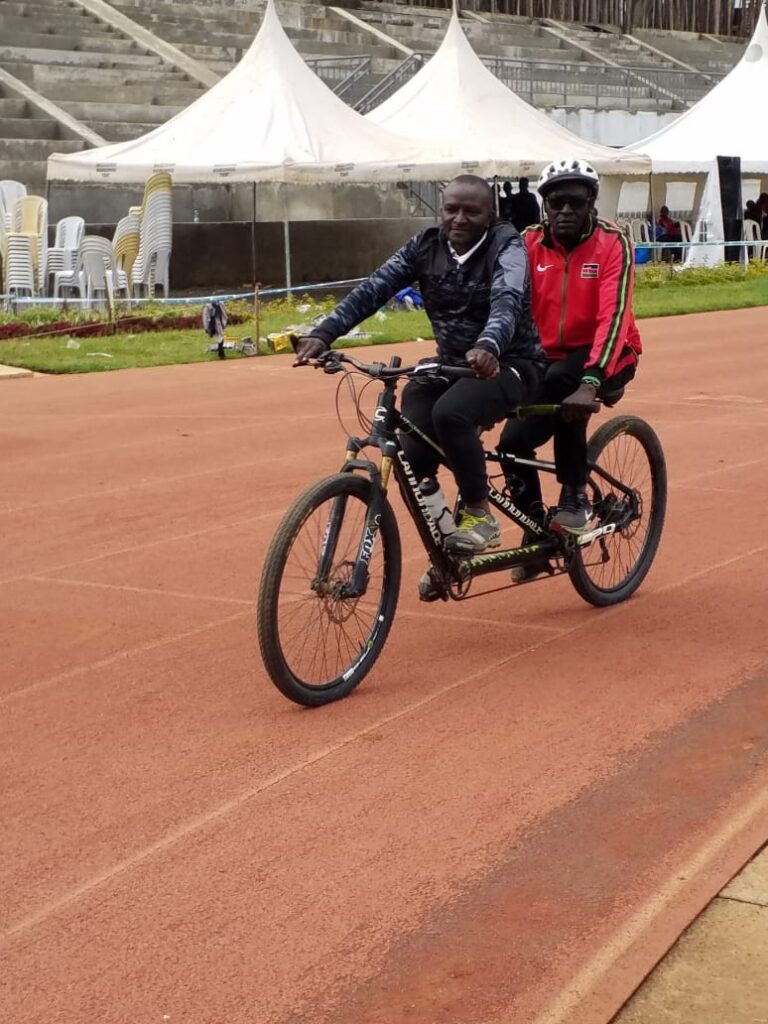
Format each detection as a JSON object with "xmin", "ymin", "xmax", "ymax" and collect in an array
[{"xmin": 314, "ymin": 351, "xmax": 343, "ymax": 373}]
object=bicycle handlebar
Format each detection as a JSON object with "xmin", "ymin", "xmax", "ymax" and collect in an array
[
  {"xmin": 310, "ymin": 350, "xmax": 476, "ymax": 382},
  {"xmin": 306, "ymin": 353, "xmax": 601, "ymax": 416}
]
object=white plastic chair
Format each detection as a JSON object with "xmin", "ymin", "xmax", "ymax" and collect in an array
[
  {"xmin": 743, "ymin": 219, "xmax": 766, "ymax": 263},
  {"xmin": 9, "ymin": 195, "xmax": 47, "ymax": 292},
  {"xmin": 131, "ymin": 175, "xmax": 173, "ymax": 298},
  {"xmin": 3, "ymin": 235, "xmax": 36, "ymax": 297},
  {"xmin": 47, "ymin": 216, "xmax": 85, "ymax": 294},
  {"xmin": 54, "ymin": 236, "xmax": 127, "ymax": 308},
  {"xmin": 629, "ymin": 218, "xmax": 651, "ymax": 245},
  {"xmin": 112, "ymin": 212, "xmax": 141, "ymax": 297},
  {"xmin": 0, "ymin": 180, "xmax": 26, "ymax": 230},
  {"xmin": 677, "ymin": 220, "xmax": 692, "ymax": 261}
]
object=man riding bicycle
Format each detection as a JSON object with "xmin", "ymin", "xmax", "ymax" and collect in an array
[
  {"xmin": 499, "ymin": 158, "xmax": 642, "ymax": 580},
  {"xmin": 294, "ymin": 173, "xmax": 544, "ymax": 558}
]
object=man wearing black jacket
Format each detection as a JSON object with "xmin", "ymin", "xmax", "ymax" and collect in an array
[{"xmin": 295, "ymin": 175, "xmax": 543, "ymax": 554}]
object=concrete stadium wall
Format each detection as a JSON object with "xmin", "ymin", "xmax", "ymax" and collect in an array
[
  {"xmin": 84, "ymin": 217, "xmax": 435, "ymax": 290},
  {"xmin": 48, "ymin": 181, "xmax": 420, "ymax": 228},
  {"xmin": 549, "ymin": 108, "xmax": 678, "ymax": 147}
]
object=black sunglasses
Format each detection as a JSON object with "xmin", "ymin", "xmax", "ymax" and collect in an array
[{"xmin": 545, "ymin": 194, "xmax": 591, "ymax": 212}]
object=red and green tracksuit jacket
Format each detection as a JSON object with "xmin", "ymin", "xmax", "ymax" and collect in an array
[{"xmin": 523, "ymin": 218, "xmax": 642, "ymax": 388}]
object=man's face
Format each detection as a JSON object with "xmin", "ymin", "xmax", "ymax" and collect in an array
[
  {"xmin": 543, "ymin": 182, "xmax": 594, "ymax": 245},
  {"xmin": 441, "ymin": 182, "xmax": 493, "ymax": 254}
]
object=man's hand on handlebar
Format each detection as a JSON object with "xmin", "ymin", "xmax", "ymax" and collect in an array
[
  {"xmin": 466, "ymin": 348, "xmax": 499, "ymax": 380},
  {"xmin": 560, "ymin": 381, "xmax": 600, "ymax": 422},
  {"xmin": 293, "ymin": 335, "xmax": 328, "ymax": 366}
]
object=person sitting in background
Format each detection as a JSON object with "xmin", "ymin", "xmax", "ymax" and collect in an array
[
  {"xmin": 656, "ymin": 205, "xmax": 682, "ymax": 261},
  {"xmin": 757, "ymin": 194, "xmax": 768, "ymax": 239}
]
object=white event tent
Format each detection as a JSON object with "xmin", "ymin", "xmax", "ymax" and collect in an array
[
  {"xmin": 46, "ymin": 0, "xmax": 456, "ymax": 186},
  {"xmin": 623, "ymin": 5, "xmax": 768, "ymax": 174},
  {"xmin": 366, "ymin": 8, "xmax": 650, "ymax": 217}
]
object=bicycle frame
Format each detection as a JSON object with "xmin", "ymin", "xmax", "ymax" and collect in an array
[
  {"xmin": 333, "ymin": 378, "xmax": 561, "ymax": 597},
  {"xmin": 317, "ymin": 363, "xmax": 641, "ymax": 600}
]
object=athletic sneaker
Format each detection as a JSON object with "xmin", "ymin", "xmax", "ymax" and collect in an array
[
  {"xmin": 418, "ymin": 564, "xmax": 442, "ymax": 603},
  {"xmin": 445, "ymin": 507, "xmax": 501, "ymax": 554},
  {"xmin": 551, "ymin": 485, "xmax": 593, "ymax": 533}
]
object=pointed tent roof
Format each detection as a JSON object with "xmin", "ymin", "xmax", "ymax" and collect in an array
[
  {"xmin": 624, "ymin": 6, "xmax": 768, "ymax": 172},
  {"xmin": 366, "ymin": 11, "xmax": 649, "ymax": 177},
  {"xmin": 47, "ymin": 0, "xmax": 454, "ymax": 184}
]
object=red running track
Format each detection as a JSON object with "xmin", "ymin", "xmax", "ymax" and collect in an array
[{"xmin": 1, "ymin": 307, "xmax": 767, "ymax": 1024}]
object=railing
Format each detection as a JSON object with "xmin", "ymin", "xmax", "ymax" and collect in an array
[
  {"xmin": 482, "ymin": 57, "xmax": 724, "ymax": 109},
  {"xmin": 304, "ymin": 56, "xmax": 372, "ymax": 97},
  {"xmin": 310, "ymin": 52, "xmax": 723, "ymax": 114},
  {"xmin": 354, "ymin": 52, "xmax": 424, "ymax": 114},
  {"xmin": 397, "ymin": 180, "xmax": 442, "ymax": 217},
  {"xmin": 334, "ymin": 57, "xmax": 374, "ymax": 100}
]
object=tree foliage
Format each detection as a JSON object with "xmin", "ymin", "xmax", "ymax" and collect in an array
[{"xmin": 396, "ymin": 0, "xmax": 761, "ymax": 37}]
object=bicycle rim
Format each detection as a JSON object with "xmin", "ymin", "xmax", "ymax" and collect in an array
[
  {"xmin": 258, "ymin": 474, "xmax": 400, "ymax": 705},
  {"xmin": 570, "ymin": 416, "xmax": 666, "ymax": 605}
]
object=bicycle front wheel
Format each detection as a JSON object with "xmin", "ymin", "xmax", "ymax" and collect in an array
[
  {"xmin": 569, "ymin": 415, "xmax": 667, "ymax": 606},
  {"xmin": 257, "ymin": 473, "xmax": 401, "ymax": 706}
]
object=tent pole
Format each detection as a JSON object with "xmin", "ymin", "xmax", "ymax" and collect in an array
[
  {"xmin": 283, "ymin": 184, "xmax": 292, "ymax": 292},
  {"xmin": 648, "ymin": 171, "xmax": 658, "ymax": 264},
  {"xmin": 284, "ymin": 218, "xmax": 292, "ymax": 292},
  {"xmin": 251, "ymin": 182, "xmax": 257, "ymax": 289}
]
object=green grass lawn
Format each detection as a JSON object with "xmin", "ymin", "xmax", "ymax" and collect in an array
[
  {"xmin": 1, "ymin": 270, "xmax": 767, "ymax": 374},
  {"xmin": 634, "ymin": 275, "xmax": 768, "ymax": 317}
]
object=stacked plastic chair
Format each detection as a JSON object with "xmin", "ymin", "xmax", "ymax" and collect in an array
[
  {"xmin": 53, "ymin": 235, "xmax": 128, "ymax": 308},
  {"xmin": 11, "ymin": 196, "xmax": 48, "ymax": 292},
  {"xmin": 2, "ymin": 235, "xmax": 36, "ymax": 297},
  {"xmin": 0, "ymin": 180, "xmax": 26, "ymax": 230},
  {"xmin": 2, "ymin": 195, "xmax": 47, "ymax": 297},
  {"xmin": 112, "ymin": 210, "xmax": 141, "ymax": 297},
  {"xmin": 46, "ymin": 216, "xmax": 85, "ymax": 294},
  {"xmin": 131, "ymin": 172, "xmax": 173, "ymax": 298}
]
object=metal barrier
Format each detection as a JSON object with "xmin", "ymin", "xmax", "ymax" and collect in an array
[
  {"xmin": 354, "ymin": 53, "xmax": 424, "ymax": 114},
  {"xmin": 348, "ymin": 51, "xmax": 721, "ymax": 115},
  {"xmin": 304, "ymin": 56, "xmax": 372, "ymax": 98},
  {"xmin": 483, "ymin": 57, "xmax": 721, "ymax": 109}
]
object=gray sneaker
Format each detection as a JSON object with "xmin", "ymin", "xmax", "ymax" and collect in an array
[
  {"xmin": 551, "ymin": 486, "xmax": 593, "ymax": 533},
  {"xmin": 418, "ymin": 564, "xmax": 442, "ymax": 602},
  {"xmin": 445, "ymin": 507, "xmax": 502, "ymax": 554}
]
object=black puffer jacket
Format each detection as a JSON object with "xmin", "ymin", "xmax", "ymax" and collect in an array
[{"xmin": 311, "ymin": 223, "xmax": 543, "ymax": 367}]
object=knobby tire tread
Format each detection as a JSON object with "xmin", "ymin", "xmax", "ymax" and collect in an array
[
  {"xmin": 258, "ymin": 473, "xmax": 401, "ymax": 706},
  {"xmin": 569, "ymin": 415, "xmax": 667, "ymax": 607}
]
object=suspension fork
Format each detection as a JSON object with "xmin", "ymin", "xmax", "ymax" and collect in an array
[{"xmin": 316, "ymin": 435, "xmax": 397, "ymax": 599}]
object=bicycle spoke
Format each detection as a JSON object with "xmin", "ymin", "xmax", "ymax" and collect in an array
[
  {"xmin": 272, "ymin": 488, "xmax": 389, "ymax": 689},
  {"xmin": 573, "ymin": 417, "xmax": 665, "ymax": 603}
]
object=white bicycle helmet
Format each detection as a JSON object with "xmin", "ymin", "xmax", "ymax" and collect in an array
[{"xmin": 536, "ymin": 158, "xmax": 600, "ymax": 198}]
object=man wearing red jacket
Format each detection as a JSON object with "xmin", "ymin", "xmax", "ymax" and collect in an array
[{"xmin": 499, "ymin": 158, "xmax": 642, "ymax": 567}]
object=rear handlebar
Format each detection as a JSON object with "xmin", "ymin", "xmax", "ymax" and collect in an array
[{"xmin": 307, "ymin": 352, "xmax": 601, "ymax": 416}]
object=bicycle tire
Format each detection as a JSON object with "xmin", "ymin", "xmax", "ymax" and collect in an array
[
  {"xmin": 569, "ymin": 415, "xmax": 666, "ymax": 607},
  {"xmin": 257, "ymin": 473, "xmax": 401, "ymax": 706}
]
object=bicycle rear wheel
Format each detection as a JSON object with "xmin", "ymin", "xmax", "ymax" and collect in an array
[
  {"xmin": 569, "ymin": 415, "xmax": 666, "ymax": 606},
  {"xmin": 258, "ymin": 473, "xmax": 401, "ymax": 706}
]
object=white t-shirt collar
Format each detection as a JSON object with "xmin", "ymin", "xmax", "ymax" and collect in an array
[{"xmin": 448, "ymin": 230, "xmax": 489, "ymax": 266}]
